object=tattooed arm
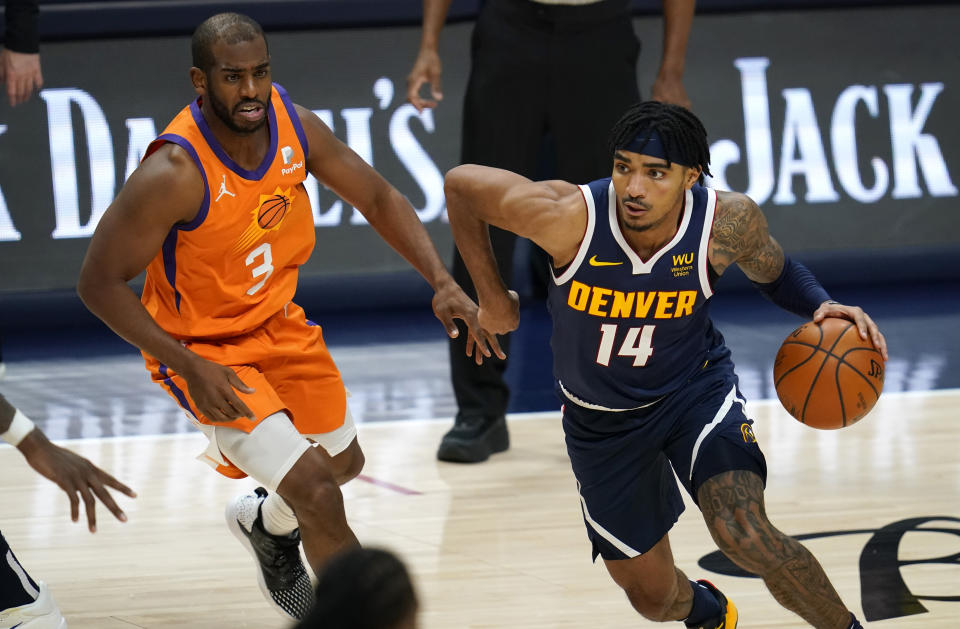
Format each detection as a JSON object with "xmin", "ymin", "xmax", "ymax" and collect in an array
[
  {"xmin": 708, "ymin": 190, "xmax": 784, "ymax": 281},
  {"xmin": 709, "ymin": 191, "xmax": 888, "ymax": 357}
]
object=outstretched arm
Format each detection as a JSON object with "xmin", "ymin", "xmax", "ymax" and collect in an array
[
  {"xmin": 0, "ymin": 394, "xmax": 136, "ymax": 532},
  {"xmin": 298, "ymin": 105, "xmax": 502, "ymax": 361},
  {"xmin": 710, "ymin": 191, "xmax": 888, "ymax": 359},
  {"xmin": 406, "ymin": 0, "xmax": 452, "ymax": 111},
  {"xmin": 444, "ymin": 164, "xmax": 587, "ymax": 335}
]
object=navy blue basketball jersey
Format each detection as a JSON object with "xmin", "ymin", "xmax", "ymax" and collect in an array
[{"xmin": 547, "ymin": 178, "xmax": 729, "ymax": 410}]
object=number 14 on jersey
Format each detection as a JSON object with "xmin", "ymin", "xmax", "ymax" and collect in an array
[{"xmin": 596, "ymin": 324, "xmax": 656, "ymax": 367}]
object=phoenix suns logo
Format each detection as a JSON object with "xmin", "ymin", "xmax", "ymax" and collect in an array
[{"xmin": 233, "ymin": 186, "xmax": 295, "ymax": 253}]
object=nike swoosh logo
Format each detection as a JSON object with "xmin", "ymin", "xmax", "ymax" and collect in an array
[{"xmin": 588, "ymin": 255, "xmax": 623, "ymax": 267}]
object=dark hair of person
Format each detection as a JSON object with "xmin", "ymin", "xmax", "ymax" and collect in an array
[
  {"xmin": 607, "ymin": 101, "xmax": 712, "ymax": 184},
  {"xmin": 295, "ymin": 547, "xmax": 418, "ymax": 629},
  {"xmin": 191, "ymin": 13, "xmax": 267, "ymax": 73}
]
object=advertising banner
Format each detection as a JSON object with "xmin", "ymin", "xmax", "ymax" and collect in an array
[{"xmin": 0, "ymin": 5, "xmax": 956, "ymax": 294}]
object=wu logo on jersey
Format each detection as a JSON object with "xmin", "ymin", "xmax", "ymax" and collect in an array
[{"xmin": 671, "ymin": 252, "xmax": 695, "ymax": 278}]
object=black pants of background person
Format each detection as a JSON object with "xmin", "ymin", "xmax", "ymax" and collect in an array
[{"xmin": 441, "ymin": 0, "xmax": 641, "ymax": 462}]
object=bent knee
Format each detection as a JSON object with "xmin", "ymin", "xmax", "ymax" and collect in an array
[{"xmin": 332, "ymin": 442, "xmax": 364, "ymax": 484}]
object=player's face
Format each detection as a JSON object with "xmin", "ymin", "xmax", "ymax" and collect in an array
[
  {"xmin": 202, "ymin": 36, "xmax": 272, "ymax": 135},
  {"xmin": 610, "ymin": 150, "xmax": 698, "ymax": 234}
]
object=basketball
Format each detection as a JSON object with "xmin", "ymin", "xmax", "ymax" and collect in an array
[
  {"xmin": 773, "ymin": 317, "xmax": 884, "ymax": 429},
  {"xmin": 257, "ymin": 195, "xmax": 288, "ymax": 229}
]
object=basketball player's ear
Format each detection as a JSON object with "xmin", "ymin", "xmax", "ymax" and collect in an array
[
  {"xmin": 684, "ymin": 166, "xmax": 702, "ymax": 189},
  {"xmin": 190, "ymin": 67, "xmax": 207, "ymax": 96}
]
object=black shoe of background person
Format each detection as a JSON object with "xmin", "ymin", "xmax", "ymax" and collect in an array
[{"xmin": 437, "ymin": 415, "xmax": 509, "ymax": 463}]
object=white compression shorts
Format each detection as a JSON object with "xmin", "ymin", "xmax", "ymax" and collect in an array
[{"xmin": 196, "ymin": 406, "xmax": 357, "ymax": 492}]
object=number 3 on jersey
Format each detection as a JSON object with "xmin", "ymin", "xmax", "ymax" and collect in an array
[
  {"xmin": 596, "ymin": 323, "xmax": 655, "ymax": 367},
  {"xmin": 246, "ymin": 243, "xmax": 274, "ymax": 295}
]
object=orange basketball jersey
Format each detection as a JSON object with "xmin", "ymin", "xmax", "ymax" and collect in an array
[{"xmin": 141, "ymin": 83, "xmax": 314, "ymax": 340}]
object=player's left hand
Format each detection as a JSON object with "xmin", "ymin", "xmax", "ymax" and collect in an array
[
  {"xmin": 18, "ymin": 430, "xmax": 137, "ymax": 533},
  {"xmin": 813, "ymin": 300, "xmax": 889, "ymax": 361},
  {"xmin": 432, "ymin": 280, "xmax": 506, "ymax": 365}
]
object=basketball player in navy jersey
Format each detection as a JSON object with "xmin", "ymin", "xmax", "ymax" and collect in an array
[{"xmin": 444, "ymin": 101, "xmax": 888, "ymax": 628}]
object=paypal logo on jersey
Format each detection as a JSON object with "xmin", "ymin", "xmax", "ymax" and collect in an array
[{"xmin": 280, "ymin": 145, "xmax": 303, "ymax": 175}]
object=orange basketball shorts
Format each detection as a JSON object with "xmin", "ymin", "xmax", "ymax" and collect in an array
[{"xmin": 143, "ymin": 301, "xmax": 347, "ymax": 453}]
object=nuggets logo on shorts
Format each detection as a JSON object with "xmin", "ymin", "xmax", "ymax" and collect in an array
[
  {"xmin": 740, "ymin": 423, "xmax": 757, "ymax": 443},
  {"xmin": 234, "ymin": 186, "xmax": 296, "ymax": 253}
]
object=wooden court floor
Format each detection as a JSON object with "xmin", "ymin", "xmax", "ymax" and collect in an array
[{"xmin": 1, "ymin": 388, "xmax": 958, "ymax": 628}]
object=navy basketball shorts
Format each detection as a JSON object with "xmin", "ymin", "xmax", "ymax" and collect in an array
[{"xmin": 561, "ymin": 358, "xmax": 767, "ymax": 561}]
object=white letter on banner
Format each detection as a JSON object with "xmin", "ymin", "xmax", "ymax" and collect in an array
[
  {"xmin": 123, "ymin": 118, "xmax": 158, "ymax": 182},
  {"xmin": 0, "ymin": 124, "xmax": 22, "ymax": 241},
  {"xmin": 342, "ymin": 107, "xmax": 374, "ymax": 225},
  {"xmin": 304, "ymin": 109, "xmax": 344, "ymax": 227},
  {"xmin": 831, "ymin": 85, "xmax": 888, "ymax": 203},
  {"xmin": 727, "ymin": 58, "xmax": 776, "ymax": 204},
  {"xmin": 774, "ymin": 88, "xmax": 839, "ymax": 204},
  {"xmin": 885, "ymin": 83, "xmax": 957, "ymax": 199},
  {"xmin": 389, "ymin": 104, "xmax": 444, "ymax": 222},
  {"xmin": 41, "ymin": 88, "xmax": 116, "ymax": 239}
]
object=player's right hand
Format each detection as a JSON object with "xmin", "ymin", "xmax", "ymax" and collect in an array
[
  {"xmin": 478, "ymin": 290, "xmax": 520, "ymax": 337},
  {"xmin": 0, "ymin": 49, "xmax": 44, "ymax": 107},
  {"xmin": 182, "ymin": 357, "xmax": 256, "ymax": 423},
  {"xmin": 406, "ymin": 48, "xmax": 443, "ymax": 112}
]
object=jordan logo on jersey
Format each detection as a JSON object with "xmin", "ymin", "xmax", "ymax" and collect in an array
[
  {"xmin": 215, "ymin": 174, "xmax": 236, "ymax": 203},
  {"xmin": 232, "ymin": 186, "xmax": 296, "ymax": 253}
]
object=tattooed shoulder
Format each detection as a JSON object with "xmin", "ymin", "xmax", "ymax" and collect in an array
[
  {"xmin": 709, "ymin": 191, "xmax": 762, "ymax": 274},
  {"xmin": 709, "ymin": 191, "xmax": 783, "ymax": 281}
]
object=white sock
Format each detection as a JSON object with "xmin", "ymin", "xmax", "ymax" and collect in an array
[{"xmin": 260, "ymin": 490, "xmax": 299, "ymax": 536}]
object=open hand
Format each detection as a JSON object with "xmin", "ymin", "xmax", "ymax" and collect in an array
[
  {"xmin": 814, "ymin": 300, "xmax": 889, "ymax": 361},
  {"xmin": 19, "ymin": 431, "xmax": 137, "ymax": 533},
  {"xmin": 432, "ymin": 280, "xmax": 506, "ymax": 365}
]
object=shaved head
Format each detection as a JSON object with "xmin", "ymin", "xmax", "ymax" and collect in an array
[{"xmin": 191, "ymin": 13, "xmax": 267, "ymax": 73}]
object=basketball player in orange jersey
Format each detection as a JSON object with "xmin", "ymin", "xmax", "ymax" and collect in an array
[
  {"xmin": 444, "ymin": 101, "xmax": 887, "ymax": 628},
  {"xmin": 77, "ymin": 13, "xmax": 501, "ymax": 621}
]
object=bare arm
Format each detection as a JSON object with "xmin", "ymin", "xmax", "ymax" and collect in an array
[
  {"xmin": 1, "ymin": 393, "xmax": 136, "ymax": 532},
  {"xmin": 406, "ymin": 0, "xmax": 452, "ymax": 111},
  {"xmin": 651, "ymin": 0, "xmax": 695, "ymax": 109},
  {"xmin": 77, "ymin": 143, "xmax": 256, "ymax": 422},
  {"xmin": 444, "ymin": 164, "xmax": 586, "ymax": 334},
  {"xmin": 710, "ymin": 191, "xmax": 888, "ymax": 358},
  {"xmin": 298, "ymin": 105, "xmax": 502, "ymax": 360},
  {"xmin": 78, "ymin": 144, "xmax": 204, "ymax": 372}
]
